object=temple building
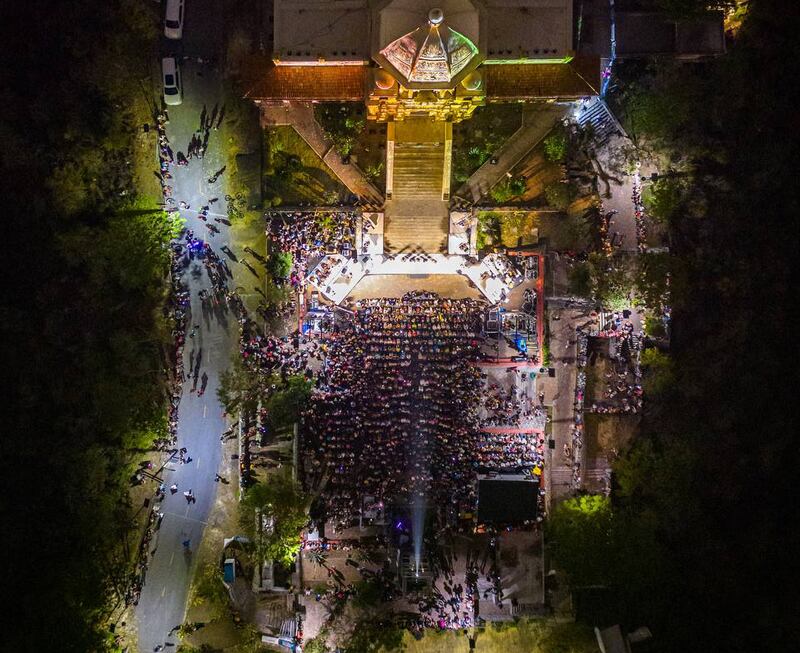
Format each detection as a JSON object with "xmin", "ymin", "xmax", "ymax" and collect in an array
[
  {"xmin": 246, "ymin": 0, "xmax": 601, "ymax": 122},
  {"xmin": 244, "ymin": 1, "xmax": 603, "ymax": 303}
]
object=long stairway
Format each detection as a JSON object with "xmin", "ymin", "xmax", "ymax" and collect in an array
[
  {"xmin": 575, "ymin": 97, "xmax": 623, "ymax": 144},
  {"xmin": 383, "ymin": 119, "xmax": 450, "ymax": 253},
  {"xmin": 383, "ymin": 202, "xmax": 448, "ymax": 253},
  {"xmin": 393, "ymin": 142, "xmax": 445, "ymax": 199}
]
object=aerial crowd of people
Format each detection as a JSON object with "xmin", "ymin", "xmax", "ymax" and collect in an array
[
  {"xmin": 267, "ymin": 210, "xmax": 358, "ymax": 289},
  {"xmin": 302, "ymin": 292, "xmax": 545, "ymax": 529}
]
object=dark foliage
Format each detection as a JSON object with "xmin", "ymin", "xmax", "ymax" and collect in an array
[
  {"xmin": 1, "ymin": 1, "xmax": 168, "ymax": 650},
  {"xmin": 586, "ymin": 2, "xmax": 798, "ymax": 651}
]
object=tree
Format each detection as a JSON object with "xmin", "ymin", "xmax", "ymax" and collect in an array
[
  {"xmin": 265, "ymin": 375, "xmax": 313, "ymax": 430},
  {"xmin": 315, "ymin": 103, "xmax": 365, "ymax": 157},
  {"xmin": 191, "ymin": 564, "xmax": 229, "ymax": 618},
  {"xmin": 267, "ymin": 250, "xmax": 293, "ymax": 281},
  {"xmin": 644, "ymin": 176, "xmax": 686, "ymax": 224},
  {"xmin": 568, "ymin": 262, "xmax": 593, "ymax": 298},
  {"xmin": 217, "ymin": 355, "xmax": 266, "ymax": 415},
  {"xmin": 547, "ymin": 495, "xmax": 613, "ymax": 588},
  {"xmin": 587, "ymin": 253, "xmax": 635, "ymax": 311},
  {"xmin": 341, "ymin": 617, "xmax": 405, "ymax": 653},
  {"xmin": 653, "ymin": 0, "xmax": 735, "ymax": 20},
  {"xmin": 307, "ymin": 549, "xmax": 330, "ymax": 569},
  {"xmin": 639, "ymin": 348, "xmax": 674, "ymax": 397},
  {"xmin": 241, "ymin": 472, "xmax": 310, "ymax": 567}
]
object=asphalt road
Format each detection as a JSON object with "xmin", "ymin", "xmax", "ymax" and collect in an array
[{"xmin": 136, "ymin": 3, "xmax": 236, "ymax": 650}]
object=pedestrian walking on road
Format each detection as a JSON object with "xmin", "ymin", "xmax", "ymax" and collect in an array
[{"xmin": 170, "ymin": 483, "xmax": 178, "ymax": 494}]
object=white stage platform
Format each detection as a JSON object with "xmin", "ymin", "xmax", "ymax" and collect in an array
[{"xmin": 307, "ymin": 252, "xmax": 521, "ymax": 305}]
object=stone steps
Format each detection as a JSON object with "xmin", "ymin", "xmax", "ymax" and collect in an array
[
  {"xmin": 384, "ymin": 213, "xmax": 448, "ymax": 253},
  {"xmin": 393, "ymin": 143, "xmax": 444, "ymax": 200}
]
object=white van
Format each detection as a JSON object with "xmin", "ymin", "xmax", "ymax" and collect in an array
[
  {"xmin": 162, "ymin": 57, "xmax": 183, "ymax": 106},
  {"xmin": 164, "ymin": 0, "xmax": 184, "ymax": 40}
]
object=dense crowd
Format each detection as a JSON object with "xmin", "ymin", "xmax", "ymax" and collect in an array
[
  {"xmin": 303, "ymin": 292, "xmax": 546, "ymax": 528},
  {"xmin": 480, "ymin": 380, "xmax": 544, "ymax": 429},
  {"xmin": 632, "ymin": 171, "xmax": 648, "ymax": 253},
  {"xmin": 304, "ymin": 292, "xmax": 484, "ymax": 525},
  {"xmin": 587, "ymin": 320, "xmax": 643, "ymax": 414},
  {"xmin": 474, "ymin": 431, "xmax": 544, "ymax": 471},
  {"xmin": 268, "ymin": 211, "xmax": 358, "ymax": 289},
  {"xmin": 571, "ymin": 332, "xmax": 589, "ymax": 489}
]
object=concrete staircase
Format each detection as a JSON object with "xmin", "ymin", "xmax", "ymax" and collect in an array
[
  {"xmin": 383, "ymin": 209, "xmax": 448, "ymax": 253},
  {"xmin": 393, "ymin": 142, "xmax": 445, "ymax": 200},
  {"xmin": 575, "ymin": 97, "xmax": 624, "ymax": 144}
]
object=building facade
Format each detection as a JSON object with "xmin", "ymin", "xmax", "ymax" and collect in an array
[{"xmin": 246, "ymin": 0, "xmax": 600, "ymax": 121}]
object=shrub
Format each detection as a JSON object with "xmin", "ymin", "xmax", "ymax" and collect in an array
[
  {"xmin": 544, "ymin": 128, "xmax": 568, "ymax": 162},
  {"xmin": 267, "ymin": 250, "xmax": 292, "ymax": 280},
  {"xmin": 644, "ymin": 315, "xmax": 667, "ymax": 338},
  {"xmin": 491, "ymin": 176, "xmax": 526, "ymax": 203},
  {"xmin": 544, "ymin": 181, "xmax": 572, "ymax": 210}
]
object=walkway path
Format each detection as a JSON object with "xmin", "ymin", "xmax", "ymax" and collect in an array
[
  {"xmin": 456, "ymin": 105, "xmax": 566, "ymax": 203},
  {"xmin": 594, "ymin": 134, "xmax": 638, "ymax": 253},
  {"xmin": 136, "ymin": 12, "xmax": 238, "ymax": 650},
  {"xmin": 538, "ymin": 305, "xmax": 594, "ymax": 507},
  {"xmin": 261, "ymin": 103, "xmax": 384, "ymax": 205}
]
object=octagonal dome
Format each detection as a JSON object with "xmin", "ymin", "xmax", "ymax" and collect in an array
[{"xmin": 373, "ymin": 0, "xmax": 487, "ymax": 89}]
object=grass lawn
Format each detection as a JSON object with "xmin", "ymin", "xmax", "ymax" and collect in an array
[
  {"xmin": 264, "ymin": 126, "xmax": 349, "ymax": 206},
  {"xmin": 401, "ymin": 619, "xmax": 597, "ymax": 653},
  {"xmin": 583, "ymin": 412, "xmax": 640, "ymax": 461},
  {"xmin": 132, "ymin": 62, "xmax": 164, "ymax": 205},
  {"xmin": 221, "ymin": 81, "xmax": 264, "ymax": 226},
  {"xmin": 478, "ymin": 210, "xmax": 589, "ymax": 251},
  {"xmin": 452, "ymin": 104, "xmax": 523, "ymax": 186}
]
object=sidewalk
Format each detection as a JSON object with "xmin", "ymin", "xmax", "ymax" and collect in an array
[{"xmin": 594, "ymin": 134, "xmax": 638, "ymax": 253}]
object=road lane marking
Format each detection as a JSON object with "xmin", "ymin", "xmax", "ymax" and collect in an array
[
  {"xmin": 161, "ymin": 586, "xmax": 166, "ymax": 597},
  {"xmin": 161, "ymin": 510, "xmax": 208, "ymax": 525},
  {"xmin": 203, "ymin": 404, "xmax": 208, "ymax": 418},
  {"xmin": 196, "ymin": 458, "xmax": 201, "ymax": 469},
  {"xmin": 169, "ymin": 552, "xmax": 175, "ymax": 566}
]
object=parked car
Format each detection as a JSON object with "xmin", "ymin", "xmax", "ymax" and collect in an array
[
  {"xmin": 164, "ymin": 0, "xmax": 184, "ymax": 40},
  {"xmin": 162, "ymin": 57, "xmax": 183, "ymax": 106}
]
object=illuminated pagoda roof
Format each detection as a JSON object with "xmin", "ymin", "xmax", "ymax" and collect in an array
[
  {"xmin": 373, "ymin": 0, "xmax": 486, "ymax": 89},
  {"xmin": 381, "ymin": 8, "xmax": 478, "ymax": 84}
]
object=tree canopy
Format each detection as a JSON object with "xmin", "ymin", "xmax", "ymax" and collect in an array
[
  {"xmin": 240, "ymin": 472, "xmax": 310, "ymax": 567},
  {"xmin": 557, "ymin": 3, "xmax": 796, "ymax": 651},
  {"xmin": 2, "ymin": 1, "xmax": 171, "ymax": 649}
]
